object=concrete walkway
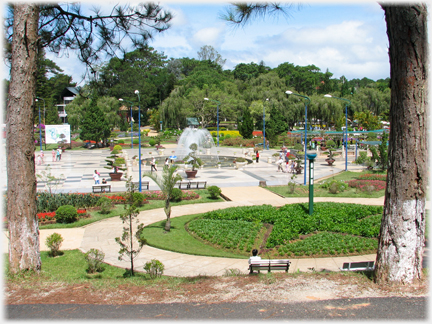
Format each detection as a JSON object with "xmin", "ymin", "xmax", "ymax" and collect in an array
[{"xmin": 3, "ymin": 188, "xmax": 384, "ymax": 277}]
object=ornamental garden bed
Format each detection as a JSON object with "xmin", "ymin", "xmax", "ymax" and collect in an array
[{"xmin": 143, "ymin": 202, "xmax": 383, "ymax": 259}]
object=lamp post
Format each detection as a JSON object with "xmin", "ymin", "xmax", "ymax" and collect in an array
[
  {"xmin": 263, "ymin": 98, "xmax": 269, "ymax": 149},
  {"xmin": 135, "ymin": 90, "xmax": 142, "ymax": 192},
  {"xmin": 119, "ymin": 98, "xmax": 134, "ymax": 148},
  {"xmin": 204, "ymin": 98, "xmax": 221, "ymax": 146},
  {"xmin": 306, "ymin": 153, "xmax": 317, "ymax": 215},
  {"xmin": 324, "ymin": 94, "xmax": 351, "ymax": 171},
  {"xmin": 285, "ymin": 91, "xmax": 310, "ymax": 186},
  {"xmin": 35, "ymin": 97, "xmax": 45, "ymax": 150}
]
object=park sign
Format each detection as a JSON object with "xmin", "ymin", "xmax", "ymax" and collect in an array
[{"xmin": 45, "ymin": 124, "xmax": 71, "ymax": 144}]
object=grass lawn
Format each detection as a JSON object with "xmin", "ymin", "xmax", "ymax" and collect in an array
[
  {"xmin": 4, "ymin": 250, "xmax": 200, "ymax": 287},
  {"xmin": 267, "ymin": 170, "xmax": 386, "ymax": 198},
  {"xmin": 142, "ymin": 214, "xmax": 248, "ymax": 259},
  {"xmin": 39, "ymin": 189, "xmax": 224, "ymax": 230}
]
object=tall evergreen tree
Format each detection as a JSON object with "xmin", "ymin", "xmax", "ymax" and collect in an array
[
  {"xmin": 79, "ymin": 99, "xmax": 110, "ymax": 145},
  {"xmin": 238, "ymin": 108, "xmax": 254, "ymax": 139}
]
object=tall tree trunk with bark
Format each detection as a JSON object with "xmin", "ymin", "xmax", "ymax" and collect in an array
[
  {"xmin": 375, "ymin": 4, "xmax": 428, "ymax": 284},
  {"xmin": 6, "ymin": 4, "xmax": 41, "ymax": 273}
]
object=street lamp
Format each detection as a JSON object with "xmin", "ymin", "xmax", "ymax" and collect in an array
[
  {"xmin": 263, "ymin": 98, "xmax": 269, "ymax": 149},
  {"xmin": 285, "ymin": 90, "xmax": 311, "ymax": 186},
  {"xmin": 204, "ymin": 98, "xmax": 221, "ymax": 147},
  {"xmin": 324, "ymin": 94, "xmax": 351, "ymax": 171},
  {"xmin": 119, "ymin": 98, "xmax": 134, "ymax": 148},
  {"xmin": 135, "ymin": 90, "xmax": 142, "ymax": 192},
  {"xmin": 35, "ymin": 97, "xmax": 46, "ymax": 150}
]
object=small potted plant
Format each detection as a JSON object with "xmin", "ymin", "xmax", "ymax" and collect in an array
[
  {"xmin": 234, "ymin": 157, "xmax": 247, "ymax": 170},
  {"xmin": 185, "ymin": 143, "xmax": 203, "ymax": 178},
  {"xmin": 323, "ymin": 140, "xmax": 339, "ymax": 166},
  {"xmin": 104, "ymin": 149, "xmax": 126, "ymax": 181}
]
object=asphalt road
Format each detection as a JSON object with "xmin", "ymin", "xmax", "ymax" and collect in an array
[{"xmin": 6, "ymin": 297, "xmax": 427, "ymax": 320}]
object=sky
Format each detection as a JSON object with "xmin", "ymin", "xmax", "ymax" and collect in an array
[{"xmin": 3, "ymin": 1, "xmax": 396, "ymax": 86}]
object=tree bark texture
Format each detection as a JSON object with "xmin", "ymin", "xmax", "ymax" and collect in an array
[
  {"xmin": 375, "ymin": 4, "xmax": 428, "ymax": 284},
  {"xmin": 7, "ymin": 4, "xmax": 41, "ymax": 273}
]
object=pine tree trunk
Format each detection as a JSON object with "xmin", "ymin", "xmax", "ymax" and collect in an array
[
  {"xmin": 375, "ymin": 4, "xmax": 428, "ymax": 284},
  {"xmin": 7, "ymin": 4, "xmax": 41, "ymax": 273}
]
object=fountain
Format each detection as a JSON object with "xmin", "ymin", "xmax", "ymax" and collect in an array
[{"xmin": 174, "ymin": 127, "xmax": 220, "ymax": 165}]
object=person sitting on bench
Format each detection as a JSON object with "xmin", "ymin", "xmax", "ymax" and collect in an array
[
  {"xmin": 248, "ymin": 249, "xmax": 261, "ymax": 264},
  {"xmin": 102, "ymin": 178, "xmax": 107, "ymax": 184}
]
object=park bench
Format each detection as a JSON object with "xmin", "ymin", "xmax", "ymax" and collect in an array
[
  {"xmin": 340, "ymin": 261, "xmax": 375, "ymax": 271},
  {"xmin": 176, "ymin": 181, "xmax": 191, "ymax": 189},
  {"xmin": 249, "ymin": 259, "xmax": 291, "ymax": 274},
  {"xmin": 132, "ymin": 181, "xmax": 150, "ymax": 190},
  {"xmin": 188, "ymin": 180, "xmax": 207, "ymax": 189},
  {"xmin": 92, "ymin": 185, "xmax": 111, "ymax": 193}
]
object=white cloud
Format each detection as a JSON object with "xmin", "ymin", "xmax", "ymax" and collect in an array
[{"xmin": 192, "ymin": 26, "xmax": 224, "ymax": 47}]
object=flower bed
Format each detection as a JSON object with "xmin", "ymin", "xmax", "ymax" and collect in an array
[
  {"xmin": 141, "ymin": 190, "xmax": 199, "ymax": 201},
  {"xmin": 37, "ymin": 209, "xmax": 88, "ymax": 224},
  {"xmin": 347, "ymin": 180, "xmax": 386, "ymax": 191}
]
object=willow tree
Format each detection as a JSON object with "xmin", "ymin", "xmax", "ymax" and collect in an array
[
  {"xmin": 224, "ymin": 2, "xmax": 428, "ymax": 285},
  {"xmin": 5, "ymin": 3, "xmax": 172, "ymax": 273}
]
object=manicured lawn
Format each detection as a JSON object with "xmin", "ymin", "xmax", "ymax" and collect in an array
[
  {"xmin": 142, "ymin": 213, "xmax": 248, "ymax": 259},
  {"xmin": 142, "ymin": 202, "xmax": 382, "ymax": 259}
]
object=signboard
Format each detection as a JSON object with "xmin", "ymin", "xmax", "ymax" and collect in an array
[{"xmin": 45, "ymin": 125, "xmax": 71, "ymax": 144}]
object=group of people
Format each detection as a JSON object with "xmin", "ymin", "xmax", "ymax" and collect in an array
[
  {"xmin": 51, "ymin": 148, "xmax": 62, "ymax": 162},
  {"xmin": 93, "ymin": 170, "xmax": 107, "ymax": 184},
  {"xmin": 276, "ymin": 150, "xmax": 297, "ymax": 173}
]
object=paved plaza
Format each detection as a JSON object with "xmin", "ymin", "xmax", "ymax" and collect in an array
[
  {"xmin": 30, "ymin": 144, "xmax": 364, "ymax": 193},
  {"xmin": 3, "ymin": 144, "xmax": 408, "ymax": 276}
]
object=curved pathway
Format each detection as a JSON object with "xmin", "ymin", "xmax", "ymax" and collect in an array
[{"xmin": 74, "ymin": 188, "xmax": 382, "ymax": 277}]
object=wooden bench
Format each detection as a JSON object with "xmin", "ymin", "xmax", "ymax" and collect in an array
[
  {"xmin": 176, "ymin": 181, "xmax": 191, "ymax": 189},
  {"xmin": 92, "ymin": 185, "xmax": 111, "ymax": 193},
  {"xmin": 188, "ymin": 181, "xmax": 207, "ymax": 189},
  {"xmin": 249, "ymin": 259, "xmax": 291, "ymax": 274},
  {"xmin": 132, "ymin": 181, "xmax": 150, "ymax": 190},
  {"xmin": 340, "ymin": 261, "xmax": 375, "ymax": 271}
]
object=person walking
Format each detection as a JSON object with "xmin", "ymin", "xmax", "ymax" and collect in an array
[
  {"xmin": 277, "ymin": 156, "xmax": 284, "ymax": 172},
  {"xmin": 40, "ymin": 150, "xmax": 44, "ymax": 164},
  {"xmin": 93, "ymin": 170, "xmax": 100, "ymax": 184},
  {"xmin": 164, "ymin": 158, "xmax": 169, "ymax": 170},
  {"xmin": 150, "ymin": 156, "xmax": 157, "ymax": 172},
  {"xmin": 37, "ymin": 154, "xmax": 42, "ymax": 166},
  {"xmin": 52, "ymin": 149, "xmax": 56, "ymax": 162},
  {"xmin": 256, "ymin": 151, "xmax": 259, "ymax": 163},
  {"xmin": 56, "ymin": 147, "xmax": 62, "ymax": 161}
]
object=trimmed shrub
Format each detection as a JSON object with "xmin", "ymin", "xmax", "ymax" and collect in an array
[
  {"xmin": 170, "ymin": 188, "xmax": 182, "ymax": 202},
  {"xmin": 84, "ymin": 248, "xmax": 105, "ymax": 273},
  {"xmin": 133, "ymin": 138, "xmax": 139, "ymax": 144},
  {"xmin": 117, "ymin": 140, "xmax": 125, "ymax": 144},
  {"xmin": 149, "ymin": 139, "xmax": 156, "ymax": 146},
  {"xmin": 144, "ymin": 259, "xmax": 165, "ymax": 278},
  {"xmin": 45, "ymin": 232, "xmax": 63, "ymax": 257},
  {"xmin": 55, "ymin": 205, "xmax": 78, "ymax": 223},
  {"xmin": 132, "ymin": 192, "xmax": 146, "ymax": 207},
  {"xmin": 97, "ymin": 196, "xmax": 113, "ymax": 214},
  {"xmin": 207, "ymin": 185, "xmax": 221, "ymax": 199},
  {"xmin": 113, "ymin": 145, "xmax": 123, "ymax": 152}
]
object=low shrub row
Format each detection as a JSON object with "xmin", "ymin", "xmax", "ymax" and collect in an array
[
  {"xmin": 202, "ymin": 203, "xmax": 383, "ymax": 249},
  {"xmin": 187, "ymin": 219, "xmax": 262, "ymax": 252}
]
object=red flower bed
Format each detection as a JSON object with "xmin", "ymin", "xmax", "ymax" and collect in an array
[
  {"xmin": 105, "ymin": 195, "xmax": 127, "ymax": 203},
  {"xmin": 348, "ymin": 180, "xmax": 386, "ymax": 191},
  {"xmin": 37, "ymin": 209, "xmax": 88, "ymax": 223}
]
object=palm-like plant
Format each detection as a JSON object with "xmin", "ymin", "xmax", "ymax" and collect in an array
[
  {"xmin": 185, "ymin": 143, "xmax": 203, "ymax": 171},
  {"xmin": 143, "ymin": 165, "xmax": 182, "ymax": 231}
]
